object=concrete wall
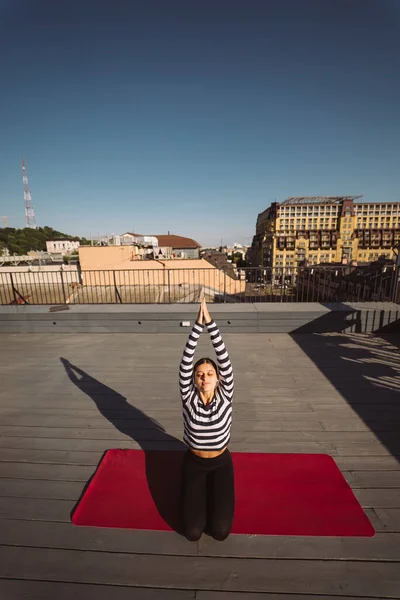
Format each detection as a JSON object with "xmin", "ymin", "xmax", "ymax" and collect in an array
[{"xmin": 0, "ymin": 303, "xmax": 398, "ymax": 334}]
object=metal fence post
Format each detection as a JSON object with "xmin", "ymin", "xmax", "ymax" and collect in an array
[
  {"xmin": 77, "ymin": 260, "xmax": 83, "ymax": 285},
  {"xmin": 223, "ymin": 268, "xmax": 226, "ymax": 303},
  {"xmin": 9, "ymin": 272, "xmax": 17, "ymax": 304},
  {"xmin": 60, "ymin": 270, "xmax": 67, "ymax": 304},
  {"xmin": 113, "ymin": 270, "xmax": 122, "ymax": 303},
  {"xmin": 339, "ymin": 269, "xmax": 344, "ymax": 302},
  {"xmin": 168, "ymin": 269, "xmax": 171, "ymax": 304},
  {"xmin": 393, "ymin": 263, "xmax": 400, "ymax": 304}
]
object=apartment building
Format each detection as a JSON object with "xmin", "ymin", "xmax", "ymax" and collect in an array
[
  {"xmin": 247, "ymin": 196, "xmax": 400, "ymax": 269},
  {"xmin": 46, "ymin": 240, "xmax": 80, "ymax": 255}
]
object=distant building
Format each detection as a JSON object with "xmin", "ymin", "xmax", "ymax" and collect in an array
[
  {"xmin": 119, "ymin": 233, "xmax": 158, "ymax": 246},
  {"xmin": 153, "ymin": 246, "xmax": 173, "ymax": 259},
  {"xmin": 46, "ymin": 240, "xmax": 80, "ymax": 255},
  {"xmin": 155, "ymin": 235, "xmax": 200, "ymax": 259},
  {"xmin": 248, "ymin": 196, "xmax": 400, "ymax": 269},
  {"xmin": 228, "ymin": 244, "xmax": 248, "ymax": 259},
  {"xmin": 118, "ymin": 232, "xmax": 201, "ymax": 259}
]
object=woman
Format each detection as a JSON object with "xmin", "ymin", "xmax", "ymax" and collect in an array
[{"xmin": 179, "ymin": 297, "xmax": 235, "ymax": 541}]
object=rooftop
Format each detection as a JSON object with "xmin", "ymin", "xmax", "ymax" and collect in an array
[
  {"xmin": 154, "ymin": 234, "xmax": 201, "ymax": 248},
  {"xmin": 0, "ymin": 322, "xmax": 399, "ymax": 597},
  {"xmin": 119, "ymin": 234, "xmax": 201, "ymax": 248},
  {"xmin": 281, "ymin": 196, "xmax": 363, "ymax": 205}
]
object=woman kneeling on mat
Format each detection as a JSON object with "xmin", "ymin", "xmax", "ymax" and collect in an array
[{"xmin": 179, "ymin": 298, "xmax": 235, "ymax": 541}]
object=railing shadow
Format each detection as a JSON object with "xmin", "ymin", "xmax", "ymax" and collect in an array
[
  {"xmin": 290, "ymin": 306, "xmax": 400, "ymax": 463},
  {"xmin": 60, "ymin": 357, "xmax": 185, "ymax": 533}
]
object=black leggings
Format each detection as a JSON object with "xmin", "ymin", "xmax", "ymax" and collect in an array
[{"xmin": 181, "ymin": 448, "xmax": 235, "ymax": 542}]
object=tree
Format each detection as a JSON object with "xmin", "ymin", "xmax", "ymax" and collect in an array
[
  {"xmin": 228, "ymin": 252, "xmax": 247, "ymax": 268},
  {"xmin": 0, "ymin": 226, "xmax": 89, "ymax": 255}
]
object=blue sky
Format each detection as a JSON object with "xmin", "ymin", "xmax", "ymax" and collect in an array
[{"xmin": 1, "ymin": 0, "xmax": 400, "ymax": 246}]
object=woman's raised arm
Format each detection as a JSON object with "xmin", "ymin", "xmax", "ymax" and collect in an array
[
  {"xmin": 202, "ymin": 299, "xmax": 234, "ymax": 399},
  {"xmin": 179, "ymin": 303, "xmax": 204, "ymax": 402}
]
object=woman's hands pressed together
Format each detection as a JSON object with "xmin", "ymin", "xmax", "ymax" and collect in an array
[{"xmin": 196, "ymin": 297, "xmax": 212, "ymax": 325}]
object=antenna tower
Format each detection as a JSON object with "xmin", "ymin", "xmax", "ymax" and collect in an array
[{"xmin": 22, "ymin": 159, "xmax": 37, "ymax": 228}]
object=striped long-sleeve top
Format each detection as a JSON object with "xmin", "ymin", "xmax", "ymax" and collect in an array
[{"xmin": 179, "ymin": 319, "xmax": 234, "ymax": 451}]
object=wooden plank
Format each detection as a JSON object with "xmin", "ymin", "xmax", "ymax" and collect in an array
[
  {"xmin": 2, "ymin": 401, "xmax": 399, "ymax": 421},
  {"xmin": 0, "ymin": 436, "xmax": 157, "ymax": 452},
  {"xmin": 354, "ymin": 489, "xmax": 400, "ymax": 508},
  {"xmin": 0, "ymin": 445, "xmax": 339, "ymax": 466},
  {"xmin": 0, "ymin": 430, "xmax": 394, "ymax": 449},
  {"xmin": 0, "ymin": 449, "xmax": 115, "ymax": 465},
  {"xmin": 0, "ymin": 395, "xmax": 314, "ymax": 406},
  {"xmin": 0, "ymin": 426, "xmax": 185, "ymax": 443},
  {"xmin": 0, "ymin": 382, "xmax": 181, "ymax": 395},
  {"xmin": 321, "ymin": 420, "xmax": 400, "ymax": 432},
  {"xmin": 2, "ymin": 412, "xmax": 337, "ymax": 426},
  {"xmin": 1, "ymin": 518, "xmax": 399, "ymax": 562},
  {"xmin": 0, "ymin": 439, "xmax": 184, "ymax": 452},
  {"xmin": 0, "ymin": 497, "xmax": 393, "ymax": 534},
  {"xmin": 0, "ymin": 546, "xmax": 399, "ymax": 596},
  {"xmin": 0, "ymin": 497, "xmax": 74, "ymax": 521},
  {"xmin": 1, "ymin": 438, "xmax": 397, "ymax": 460},
  {"xmin": 333, "ymin": 442, "xmax": 398, "ymax": 457},
  {"xmin": 335, "ymin": 456, "xmax": 400, "ymax": 471},
  {"xmin": 312, "ymin": 402, "xmax": 400, "ymax": 411},
  {"xmin": 302, "ymin": 387, "xmax": 400, "ymax": 400},
  {"xmin": 8, "ymin": 404, "xmax": 395, "ymax": 416},
  {"xmin": 3, "ymin": 464, "xmax": 382, "ymax": 492},
  {"xmin": 198, "ymin": 531, "xmax": 400, "ymax": 560},
  {"xmin": 374, "ymin": 509, "xmax": 400, "ymax": 531},
  {"xmin": 0, "ymin": 462, "xmax": 93, "ymax": 481},
  {"xmin": 0, "ymin": 407, "xmax": 186, "ymax": 418},
  {"xmin": 0, "ymin": 404, "xmax": 314, "ymax": 415},
  {"xmin": 0, "ymin": 408, "xmax": 331, "ymax": 424},
  {"xmin": 1, "ymin": 413, "xmax": 327, "ymax": 427},
  {"xmin": 0, "ymin": 478, "xmax": 85, "ymax": 500},
  {"xmin": 344, "ymin": 471, "xmax": 400, "ymax": 488},
  {"xmin": 308, "ymin": 397, "xmax": 400, "ymax": 406},
  {"xmin": 313, "ymin": 410, "xmax": 400, "ymax": 421},
  {"xmin": 0, "ymin": 419, "xmax": 327, "ymax": 432},
  {"xmin": 0, "ymin": 430, "xmax": 398, "ymax": 461},
  {"xmin": 0, "ymin": 429, "xmax": 185, "ymax": 444},
  {"xmin": 0, "ymin": 387, "xmax": 312, "ymax": 400},
  {"xmin": 0, "ymin": 519, "xmax": 196, "ymax": 556},
  {"xmin": 1, "ymin": 475, "xmax": 398, "ymax": 511},
  {"xmin": 197, "ymin": 594, "xmax": 391, "ymax": 600},
  {"xmin": 0, "ymin": 580, "xmax": 194, "ymax": 600}
]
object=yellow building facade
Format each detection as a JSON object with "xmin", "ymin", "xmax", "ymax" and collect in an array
[{"xmin": 248, "ymin": 196, "xmax": 400, "ymax": 269}]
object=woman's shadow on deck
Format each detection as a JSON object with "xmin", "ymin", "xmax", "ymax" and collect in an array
[{"xmin": 60, "ymin": 357, "xmax": 185, "ymax": 534}]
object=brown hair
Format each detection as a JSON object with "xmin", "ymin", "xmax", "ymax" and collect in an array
[{"xmin": 193, "ymin": 357, "xmax": 219, "ymax": 379}]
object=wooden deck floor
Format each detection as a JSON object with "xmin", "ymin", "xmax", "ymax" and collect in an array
[{"xmin": 0, "ymin": 330, "xmax": 399, "ymax": 599}]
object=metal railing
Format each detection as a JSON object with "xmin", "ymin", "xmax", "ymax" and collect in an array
[{"xmin": 0, "ymin": 265, "xmax": 399, "ymax": 305}]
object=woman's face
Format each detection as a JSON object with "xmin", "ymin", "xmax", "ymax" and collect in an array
[{"xmin": 194, "ymin": 363, "xmax": 218, "ymax": 392}]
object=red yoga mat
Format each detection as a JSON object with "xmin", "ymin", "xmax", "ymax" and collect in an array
[{"xmin": 72, "ymin": 450, "xmax": 374, "ymax": 537}]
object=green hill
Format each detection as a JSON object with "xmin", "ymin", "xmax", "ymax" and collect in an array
[{"xmin": 0, "ymin": 226, "xmax": 90, "ymax": 256}]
